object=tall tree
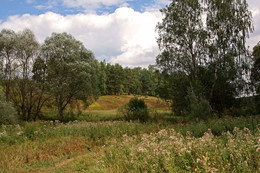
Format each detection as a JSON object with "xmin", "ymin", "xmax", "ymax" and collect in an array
[
  {"xmin": 98, "ymin": 60, "xmax": 107, "ymax": 95},
  {"xmin": 251, "ymin": 42, "xmax": 260, "ymax": 113},
  {"xmin": 15, "ymin": 29, "xmax": 40, "ymax": 120},
  {"xmin": 156, "ymin": 0, "xmax": 253, "ymax": 115},
  {"xmin": 0, "ymin": 29, "xmax": 41, "ymax": 121},
  {"xmin": 32, "ymin": 56, "xmax": 49, "ymax": 120},
  {"xmin": 205, "ymin": 0, "xmax": 253, "ymax": 101},
  {"xmin": 0, "ymin": 29, "xmax": 18, "ymax": 101},
  {"xmin": 42, "ymin": 32, "xmax": 99, "ymax": 121}
]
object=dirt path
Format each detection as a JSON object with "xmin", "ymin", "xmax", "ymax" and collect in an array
[{"xmin": 29, "ymin": 147, "xmax": 108, "ymax": 173}]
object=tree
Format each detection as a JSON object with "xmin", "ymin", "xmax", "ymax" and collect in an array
[
  {"xmin": 0, "ymin": 29, "xmax": 40, "ymax": 121},
  {"xmin": 105, "ymin": 63, "xmax": 124, "ymax": 95},
  {"xmin": 251, "ymin": 42, "xmax": 260, "ymax": 113},
  {"xmin": 0, "ymin": 29, "xmax": 42, "ymax": 121},
  {"xmin": 32, "ymin": 56, "xmax": 49, "ymax": 120},
  {"xmin": 0, "ymin": 29, "xmax": 18, "ymax": 101},
  {"xmin": 15, "ymin": 29, "xmax": 40, "ymax": 120},
  {"xmin": 98, "ymin": 60, "xmax": 107, "ymax": 95},
  {"xmin": 139, "ymin": 69, "xmax": 153, "ymax": 96},
  {"xmin": 41, "ymin": 32, "xmax": 99, "ymax": 121},
  {"xmin": 156, "ymin": 0, "xmax": 253, "ymax": 115},
  {"xmin": 205, "ymin": 0, "xmax": 253, "ymax": 101},
  {"xmin": 156, "ymin": 0, "xmax": 208, "ymax": 114}
]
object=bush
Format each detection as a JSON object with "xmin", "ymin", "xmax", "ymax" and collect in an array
[
  {"xmin": 119, "ymin": 97, "xmax": 149, "ymax": 122},
  {"xmin": 0, "ymin": 90, "xmax": 18, "ymax": 124}
]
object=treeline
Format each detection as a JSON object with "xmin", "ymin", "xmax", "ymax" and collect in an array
[{"xmin": 98, "ymin": 62, "xmax": 164, "ymax": 96}]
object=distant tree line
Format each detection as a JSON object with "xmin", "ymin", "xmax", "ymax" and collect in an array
[{"xmin": 98, "ymin": 62, "xmax": 165, "ymax": 96}]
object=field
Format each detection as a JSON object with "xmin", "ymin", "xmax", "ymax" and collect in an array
[{"xmin": 0, "ymin": 96, "xmax": 259, "ymax": 172}]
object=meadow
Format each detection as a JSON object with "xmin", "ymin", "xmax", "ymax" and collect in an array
[{"xmin": 0, "ymin": 96, "xmax": 259, "ymax": 172}]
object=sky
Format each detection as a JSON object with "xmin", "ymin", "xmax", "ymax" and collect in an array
[{"xmin": 0, "ymin": 0, "xmax": 260, "ymax": 68}]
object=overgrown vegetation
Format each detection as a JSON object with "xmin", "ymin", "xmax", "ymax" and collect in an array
[
  {"xmin": 0, "ymin": 116, "xmax": 259, "ymax": 172},
  {"xmin": 102, "ymin": 127, "xmax": 259, "ymax": 172}
]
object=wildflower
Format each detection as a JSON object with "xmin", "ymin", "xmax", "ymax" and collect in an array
[
  {"xmin": 138, "ymin": 146, "xmax": 147, "ymax": 153},
  {"xmin": 17, "ymin": 131, "xmax": 23, "ymax": 136},
  {"xmin": 15, "ymin": 124, "xmax": 22, "ymax": 131},
  {"xmin": 256, "ymin": 138, "xmax": 260, "ymax": 152},
  {"xmin": 0, "ymin": 130, "xmax": 7, "ymax": 137}
]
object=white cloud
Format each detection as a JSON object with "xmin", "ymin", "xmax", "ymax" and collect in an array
[
  {"xmin": 110, "ymin": 45, "xmax": 159, "ymax": 68},
  {"xmin": 247, "ymin": 0, "xmax": 260, "ymax": 49},
  {"xmin": 0, "ymin": 7, "xmax": 162, "ymax": 67}
]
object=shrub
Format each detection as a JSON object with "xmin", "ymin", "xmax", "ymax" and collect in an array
[
  {"xmin": 0, "ymin": 89, "xmax": 17, "ymax": 125},
  {"xmin": 119, "ymin": 97, "xmax": 149, "ymax": 122}
]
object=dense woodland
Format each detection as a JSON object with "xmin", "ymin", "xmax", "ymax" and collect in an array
[{"xmin": 0, "ymin": 0, "xmax": 259, "ymax": 124}]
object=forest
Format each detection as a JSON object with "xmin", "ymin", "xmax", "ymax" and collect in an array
[{"xmin": 0, "ymin": 0, "xmax": 259, "ymax": 172}]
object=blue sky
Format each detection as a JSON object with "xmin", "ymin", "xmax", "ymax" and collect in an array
[
  {"xmin": 0, "ymin": 0, "xmax": 157, "ymax": 20},
  {"xmin": 0, "ymin": 0, "xmax": 259, "ymax": 67}
]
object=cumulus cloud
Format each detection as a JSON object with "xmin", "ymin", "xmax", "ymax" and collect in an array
[{"xmin": 0, "ymin": 7, "xmax": 162, "ymax": 67}]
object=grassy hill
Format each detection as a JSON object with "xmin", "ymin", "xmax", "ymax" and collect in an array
[
  {"xmin": 79, "ymin": 95, "xmax": 171, "ymax": 118},
  {"xmin": 42, "ymin": 95, "xmax": 171, "ymax": 121},
  {"xmin": 87, "ymin": 95, "xmax": 170, "ymax": 111}
]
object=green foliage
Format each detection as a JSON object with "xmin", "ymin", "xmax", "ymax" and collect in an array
[
  {"xmin": 156, "ymin": 0, "xmax": 253, "ymax": 116},
  {"xmin": 0, "ymin": 29, "xmax": 40, "ymax": 121},
  {"xmin": 187, "ymin": 89, "xmax": 211, "ymax": 121},
  {"xmin": 169, "ymin": 72, "xmax": 190, "ymax": 116},
  {"xmin": 251, "ymin": 42, "xmax": 260, "ymax": 113},
  {"xmin": 0, "ymin": 89, "xmax": 17, "ymax": 124},
  {"xmin": 119, "ymin": 97, "xmax": 149, "ymax": 122},
  {"xmin": 41, "ymin": 32, "xmax": 100, "ymax": 121},
  {"xmin": 99, "ymin": 62, "xmax": 161, "ymax": 96}
]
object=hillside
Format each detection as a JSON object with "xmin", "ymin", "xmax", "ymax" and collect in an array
[{"xmin": 86, "ymin": 95, "xmax": 170, "ymax": 111}]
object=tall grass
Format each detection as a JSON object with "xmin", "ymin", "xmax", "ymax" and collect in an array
[
  {"xmin": 0, "ymin": 115, "xmax": 259, "ymax": 172},
  {"xmin": 101, "ymin": 127, "xmax": 260, "ymax": 172}
]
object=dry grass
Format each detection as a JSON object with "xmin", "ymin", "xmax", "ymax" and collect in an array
[{"xmin": 87, "ymin": 95, "xmax": 170, "ymax": 111}]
